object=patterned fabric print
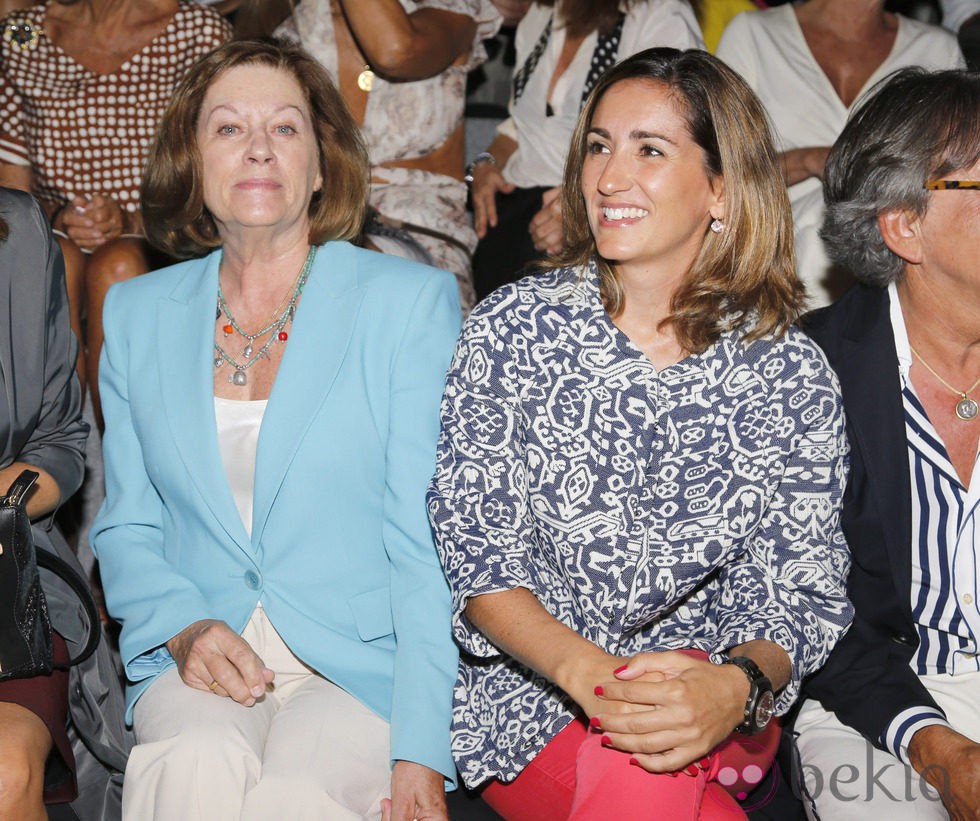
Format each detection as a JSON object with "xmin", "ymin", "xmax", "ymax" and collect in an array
[
  {"xmin": 0, "ymin": 3, "xmax": 230, "ymax": 212},
  {"xmin": 278, "ymin": 0, "xmax": 498, "ymax": 312},
  {"xmin": 512, "ymin": 13, "xmax": 625, "ymax": 108},
  {"xmin": 428, "ymin": 263, "xmax": 854, "ymax": 788},
  {"xmin": 512, "ymin": 15, "xmax": 552, "ymax": 101},
  {"xmin": 282, "ymin": 0, "xmax": 499, "ymax": 164},
  {"xmin": 579, "ymin": 13, "xmax": 624, "ymax": 104},
  {"xmin": 369, "ymin": 166, "xmax": 477, "ymax": 313}
]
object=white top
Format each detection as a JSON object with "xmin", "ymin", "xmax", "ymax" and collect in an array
[
  {"xmin": 940, "ymin": 0, "xmax": 980, "ymax": 32},
  {"xmin": 498, "ymin": 0, "xmax": 703, "ymax": 189},
  {"xmin": 214, "ymin": 396, "xmax": 267, "ymax": 538},
  {"xmin": 716, "ymin": 6, "xmax": 964, "ymax": 308}
]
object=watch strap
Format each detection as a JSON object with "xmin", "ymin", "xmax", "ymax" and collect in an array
[{"xmin": 722, "ymin": 655, "xmax": 774, "ymax": 735}]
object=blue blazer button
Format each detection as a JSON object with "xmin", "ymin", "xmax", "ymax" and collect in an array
[{"xmin": 245, "ymin": 570, "xmax": 261, "ymax": 590}]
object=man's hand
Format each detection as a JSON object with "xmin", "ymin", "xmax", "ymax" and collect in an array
[{"xmin": 908, "ymin": 724, "xmax": 980, "ymax": 820}]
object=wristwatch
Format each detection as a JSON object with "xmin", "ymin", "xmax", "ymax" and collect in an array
[
  {"xmin": 464, "ymin": 151, "xmax": 496, "ymax": 185},
  {"xmin": 722, "ymin": 655, "xmax": 775, "ymax": 735}
]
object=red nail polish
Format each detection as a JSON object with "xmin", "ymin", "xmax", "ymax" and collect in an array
[
  {"xmin": 668, "ymin": 771, "xmax": 678, "ymax": 778},
  {"xmin": 594, "ymin": 685, "xmax": 604, "ymax": 696},
  {"xmin": 699, "ymin": 757, "xmax": 711, "ymax": 770},
  {"xmin": 589, "ymin": 716, "xmax": 602, "ymax": 728},
  {"xmin": 613, "ymin": 664, "xmax": 628, "ymax": 674},
  {"xmin": 601, "ymin": 735, "xmax": 612, "ymax": 746},
  {"xmin": 629, "ymin": 757, "xmax": 639, "ymax": 766},
  {"xmin": 684, "ymin": 764, "xmax": 700, "ymax": 777}
]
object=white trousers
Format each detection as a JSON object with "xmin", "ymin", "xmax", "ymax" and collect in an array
[
  {"xmin": 795, "ymin": 670, "xmax": 980, "ymax": 820},
  {"xmin": 123, "ymin": 607, "xmax": 391, "ymax": 820}
]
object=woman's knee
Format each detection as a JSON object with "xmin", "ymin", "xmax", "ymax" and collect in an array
[
  {"xmin": 85, "ymin": 237, "xmax": 149, "ymax": 292},
  {"xmin": 125, "ymin": 724, "xmax": 263, "ymax": 809},
  {"xmin": 242, "ymin": 774, "xmax": 376, "ymax": 821},
  {"xmin": 0, "ymin": 706, "xmax": 50, "ymax": 816}
]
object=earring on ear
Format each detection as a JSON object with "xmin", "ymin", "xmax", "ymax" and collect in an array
[{"xmin": 710, "ymin": 218, "xmax": 724, "ymax": 234}]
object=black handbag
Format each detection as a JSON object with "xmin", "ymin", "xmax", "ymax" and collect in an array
[{"xmin": 0, "ymin": 469, "xmax": 100, "ymax": 682}]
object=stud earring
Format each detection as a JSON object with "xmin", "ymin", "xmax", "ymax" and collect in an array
[{"xmin": 710, "ymin": 218, "xmax": 724, "ymax": 234}]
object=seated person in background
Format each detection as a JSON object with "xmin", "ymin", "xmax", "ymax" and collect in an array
[
  {"xmin": 277, "ymin": 0, "xmax": 501, "ymax": 313},
  {"xmin": 469, "ymin": 0, "xmax": 703, "ymax": 300},
  {"xmin": 716, "ymin": 0, "xmax": 964, "ymax": 309},
  {"xmin": 0, "ymin": 187, "xmax": 130, "ymax": 821},
  {"xmin": 941, "ymin": 0, "xmax": 980, "ymax": 67},
  {"xmin": 0, "ymin": 0, "xmax": 230, "ymax": 422},
  {"xmin": 798, "ymin": 67, "xmax": 980, "ymax": 821},
  {"xmin": 428, "ymin": 47, "xmax": 853, "ymax": 821},
  {"xmin": 93, "ymin": 37, "xmax": 460, "ymax": 819}
]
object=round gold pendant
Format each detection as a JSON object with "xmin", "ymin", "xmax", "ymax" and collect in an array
[{"xmin": 357, "ymin": 67, "xmax": 374, "ymax": 92}]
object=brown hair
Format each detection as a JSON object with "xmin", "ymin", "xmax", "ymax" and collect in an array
[
  {"xmin": 554, "ymin": 47, "xmax": 802, "ymax": 354},
  {"xmin": 142, "ymin": 37, "xmax": 369, "ymax": 259}
]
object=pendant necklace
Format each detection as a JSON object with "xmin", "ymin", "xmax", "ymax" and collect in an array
[
  {"xmin": 357, "ymin": 64, "xmax": 375, "ymax": 92},
  {"xmin": 214, "ymin": 245, "xmax": 316, "ymax": 386},
  {"xmin": 910, "ymin": 345, "xmax": 980, "ymax": 421}
]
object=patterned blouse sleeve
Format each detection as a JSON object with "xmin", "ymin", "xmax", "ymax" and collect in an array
[
  {"xmin": 428, "ymin": 306, "xmax": 537, "ymax": 658},
  {"xmin": 706, "ymin": 337, "xmax": 854, "ymax": 712}
]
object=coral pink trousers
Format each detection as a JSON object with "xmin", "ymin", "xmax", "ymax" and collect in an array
[{"xmin": 482, "ymin": 652, "xmax": 781, "ymax": 821}]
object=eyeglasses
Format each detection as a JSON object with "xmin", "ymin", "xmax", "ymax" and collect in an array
[{"xmin": 924, "ymin": 180, "xmax": 980, "ymax": 190}]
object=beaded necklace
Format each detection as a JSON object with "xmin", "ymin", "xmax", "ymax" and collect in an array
[{"xmin": 213, "ymin": 245, "xmax": 316, "ymax": 386}]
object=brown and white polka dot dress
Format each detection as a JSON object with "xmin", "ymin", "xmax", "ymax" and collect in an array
[{"xmin": 0, "ymin": 2, "xmax": 230, "ymax": 214}]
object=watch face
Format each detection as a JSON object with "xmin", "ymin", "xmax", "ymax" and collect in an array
[{"xmin": 755, "ymin": 690, "xmax": 776, "ymax": 729}]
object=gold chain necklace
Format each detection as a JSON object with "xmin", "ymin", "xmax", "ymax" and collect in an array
[{"xmin": 909, "ymin": 345, "xmax": 980, "ymax": 421}]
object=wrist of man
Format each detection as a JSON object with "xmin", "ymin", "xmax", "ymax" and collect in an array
[{"xmin": 908, "ymin": 723, "xmax": 961, "ymax": 773}]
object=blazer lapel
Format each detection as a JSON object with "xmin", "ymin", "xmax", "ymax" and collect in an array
[
  {"xmin": 157, "ymin": 251, "xmax": 252, "ymax": 554},
  {"xmin": 251, "ymin": 242, "xmax": 365, "ymax": 545},
  {"xmin": 837, "ymin": 289, "xmax": 913, "ymax": 599}
]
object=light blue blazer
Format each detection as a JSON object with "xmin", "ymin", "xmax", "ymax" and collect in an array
[{"xmin": 91, "ymin": 241, "xmax": 461, "ymax": 781}]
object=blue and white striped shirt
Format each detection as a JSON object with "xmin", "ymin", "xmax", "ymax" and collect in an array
[{"xmin": 881, "ymin": 284, "xmax": 980, "ymax": 763}]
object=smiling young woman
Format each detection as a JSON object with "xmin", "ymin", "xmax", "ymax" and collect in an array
[{"xmin": 429, "ymin": 48, "xmax": 852, "ymax": 821}]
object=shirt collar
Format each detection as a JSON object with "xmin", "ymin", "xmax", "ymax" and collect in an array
[{"xmin": 888, "ymin": 281, "xmax": 913, "ymax": 388}]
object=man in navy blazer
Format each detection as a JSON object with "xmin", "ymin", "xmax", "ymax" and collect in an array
[{"xmin": 794, "ymin": 68, "xmax": 980, "ymax": 820}]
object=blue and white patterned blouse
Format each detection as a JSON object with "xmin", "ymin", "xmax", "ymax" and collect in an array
[{"xmin": 427, "ymin": 263, "xmax": 854, "ymax": 787}]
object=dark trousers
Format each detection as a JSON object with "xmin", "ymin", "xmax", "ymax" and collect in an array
[{"xmin": 472, "ymin": 185, "xmax": 551, "ymax": 301}]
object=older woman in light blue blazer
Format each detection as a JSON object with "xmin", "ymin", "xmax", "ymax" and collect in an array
[{"xmin": 90, "ymin": 39, "xmax": 460, "ymax": 821}]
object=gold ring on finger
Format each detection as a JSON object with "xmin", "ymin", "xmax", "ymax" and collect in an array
[{"xmin": 208, "ymin": 679, "xmax": 219, "ymax": 692}]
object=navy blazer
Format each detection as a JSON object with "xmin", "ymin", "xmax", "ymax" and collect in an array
[{"xmin": 802, "ymin": 284, "xmax": 945, "ymax": 746}]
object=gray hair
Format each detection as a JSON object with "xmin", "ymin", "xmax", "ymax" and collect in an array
[{"xmin": 821, "ymin": 67, "xmax": 980, "ymax": 287}]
